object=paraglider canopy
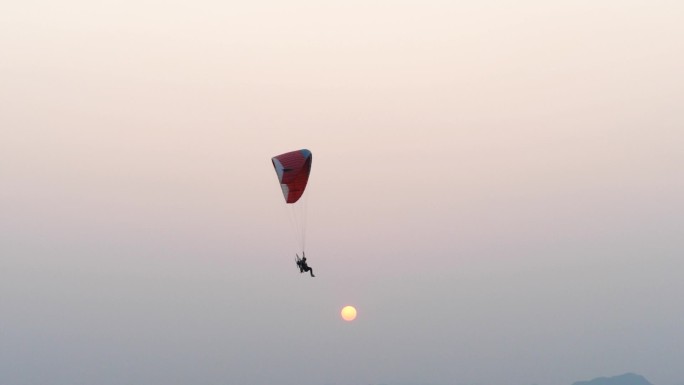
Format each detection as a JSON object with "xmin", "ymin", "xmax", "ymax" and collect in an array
[{"xmin": 272, "ymin": 149, "xmax": 312, "ymax": 204}]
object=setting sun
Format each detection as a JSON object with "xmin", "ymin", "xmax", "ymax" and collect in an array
[{"xmin": 341, "ymin": 305, "xmax": 357, "ymax": 321}]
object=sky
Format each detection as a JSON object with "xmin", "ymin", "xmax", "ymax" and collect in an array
[{"xmin": 1, "ymin": 1, "xmax": 683, "ymax": 385}]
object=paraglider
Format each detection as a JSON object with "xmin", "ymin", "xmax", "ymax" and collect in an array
[
  {"xmin": 272, "ymin": 149, "xmax": 315, "ymax": 277},
  {"xmin": 295, "ymin": 252, "xmax": 315, "ymax": 277}
]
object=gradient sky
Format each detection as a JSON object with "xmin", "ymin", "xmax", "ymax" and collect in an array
[{"xmin": 2, "ymin": 1, "xmax": 683, "ymax": 385}]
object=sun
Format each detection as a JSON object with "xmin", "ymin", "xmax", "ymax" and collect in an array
[{"xmin": 341, "ymin": 305, "xmax": 357, "ymax": 321}]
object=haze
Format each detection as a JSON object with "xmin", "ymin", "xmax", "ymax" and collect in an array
[{"xmin": 2, "ymin": 1, "xmax": 683, "ymax": 385}]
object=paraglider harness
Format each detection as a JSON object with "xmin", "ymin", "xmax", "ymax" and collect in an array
[{"xmin": 295, "ymin": 254, "xmax": 308, "ymax": 273}]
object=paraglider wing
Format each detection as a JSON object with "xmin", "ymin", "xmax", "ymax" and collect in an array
[{"xmin": 272, "ymin": 149, "xmax": 312, "ymax": 204}]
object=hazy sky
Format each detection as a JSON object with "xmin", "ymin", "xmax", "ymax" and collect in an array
[{"xmin": 2, "ymin": 1, "xmax": 683, "ymax": 385}]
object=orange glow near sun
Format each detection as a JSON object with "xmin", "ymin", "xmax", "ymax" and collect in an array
[{"xmin": 341, "ymin": 305, "xmax": 357, "ymax": 321}]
